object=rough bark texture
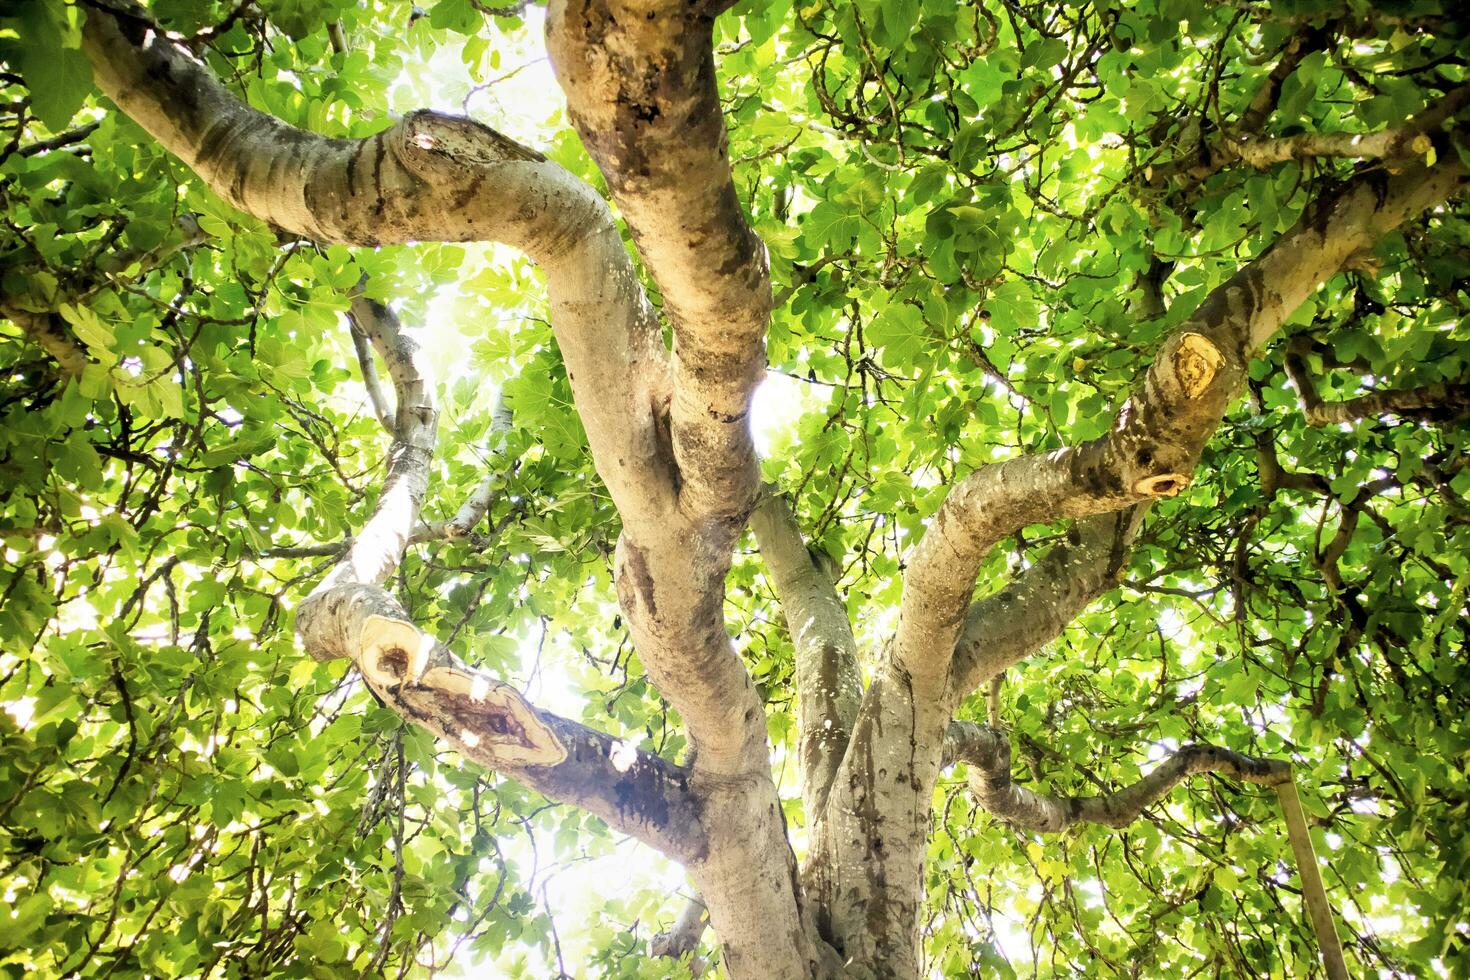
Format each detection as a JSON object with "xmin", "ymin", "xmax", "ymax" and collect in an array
[
  {"xmin": 74, "ymin": 2, "xmax": 1470, "ymax": 977},
  {"xmin": 809, "ymin": 159, "xmax": 1467, "ymax": 978},
  {"xmin": 947, "ymin": 722, "xmax": 1291, "ymax": 833},
  {"xmin": 750, "ymin": 490, "xmax": 863, "ymax": 819}
]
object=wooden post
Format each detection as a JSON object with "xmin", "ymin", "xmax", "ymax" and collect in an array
[{"xmin": 1275, "ymin": 778, "xmax": 1350, "ymax": 980}]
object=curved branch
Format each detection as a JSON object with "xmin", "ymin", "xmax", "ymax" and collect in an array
[
  {"xmin": 291, "ymin": 285, "xmax": 703, "ymax": 860},
  {"xmin": 547, "ymin": 0, "xmax": 768, "ymax": 521},
  {"xmin": 81, "ymin": 2, "xmax": 673, "ymax": 523},
  {"xmin": 949, "ymin": 508, "xmax": 1145, "ymax": 704},
  {"xmin": 300, "ymin": 583, "xmax": 706, "ymax": 862},
  {"xmin": 946, "ymin": 721, "xmax": 1290, "ymax": 833},
  {"xmin": 83, "ymin": 5, "xmax": 592, "ymax": 256},
  {"xmin": 81, "ymin": 10, "xmax": 814, "ymax": 968},
  {"xmin": 1285, "ymin": 344, "xmax": 1470, "ymax": 427},
  {"xmin": 750, "ymin": 489, "xmax": 862, "ymax": 817},
  {"xmin": 893, "ymin": 155, "xmax": 1469, "ymax": 691}
]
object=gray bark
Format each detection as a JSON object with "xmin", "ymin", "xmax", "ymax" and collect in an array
[
  {"xmin": 946, "ymin": 722, "xmax": 1291, "ymax": 833},
  {"xmin": 73, "ymin": 4, "xmax": 1470, "ymax": 978}
]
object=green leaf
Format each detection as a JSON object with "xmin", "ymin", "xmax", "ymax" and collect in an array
[{"xmin": 9, "ymin": 0, "xmax": 93, "ymax": 131}]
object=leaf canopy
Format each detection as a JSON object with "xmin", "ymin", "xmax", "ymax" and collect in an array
[{"xmin": 1, "ymin": 0, "xmax": 1468, "ymax": 976}]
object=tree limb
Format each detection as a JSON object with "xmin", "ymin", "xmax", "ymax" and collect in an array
[
  {"xmin": 1228, "ymin": 81, "xmax": 1470, "ymax": 169},
  {"xmin": 347, "ymin": 310, "xmax": 397, "ymax": 437},
  {"xmin": 749, "ymin": 489, "xmax": 862, "ymax": 819},
  {"xmin": 545, "ymin": 5, "xmax": 829, "ymax": 972},
  {"xmin": 650, "ymin": 894, "xmax": 709, "ymax": 965},
  {"xmin": 299, "ymin": 582, "xmax": 706, "ymax": 862},
  {"xmin": 1285, "ymin": 343, "xmax": 1470, "ymax": 426},
  {"xmin": 893, "ymin": 153, "xmax": 1468, "ymax": 693},
  {"xmin": 547, "ymin": 0, "xmax": 768, "ymax": 522},
  {"xmin": 949, "ymin": 508, "xmax": 1146, "ymax": 704},
  {"xmin": 946, "ymin": 721, "xmax": 1290, "ymax": 833},
  {"xmin": 293, "ymin": 285, "xmax": 704, "ymax": 861},
  {"xmin": 81, "ymin": 8, "xmax": 815, "ymax": 969},
  {"xmin": 5, "ymin": 311, "xmax": 87, "ymax": 376}
]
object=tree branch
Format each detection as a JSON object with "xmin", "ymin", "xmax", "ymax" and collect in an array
[
  {"xmin": 299, "ymin": 582, "xmax": 706, "ymax": 862},
  {"xmin": 347, "ymin": 308, "xmax": 397, "ymax": 437},
  {"xmin": 946, "ymin": 721, "xmax": 1290, "ymax": 833},
  {"xmin": 440, "ymin": 390, "xmax": 514, "ymax": 538},
  {"xmin": 81, "ymin": 8, "xmax": 816, "ymax": 968},
  {"xmin": 949, "ymin": 508, "xmax": 1146, "ymax": 704},
  {"xmin": 312, "ymin": 290, "xmax": 436, "ymax": 595},
  {"xmin": 749, "ymin": 489, "xmax": 862, "ymax": 818},
  {"xmin": 5, "ymin": 310, "xmax": 87, "ymax": 375},
  {"xmin": 547, "ymin": 0, "xmax": 768, "ymax": 522},
  {"xmin": 545, "ymin": 5, "xmax": 829, "ymax": 972},
  {"xmin": 893, "ymin": 154, "xmax": 1468, "ymax": 692},
  {"xmin": 1224, "ymin": 81, "xmax": 1470, "ymax": 170},
  {"xmin": 292, "ymin": 285, "xmax": 703, "ymax": 861},
  {"xmin": 1152, "ymin": 78, "xmax": 1470, "ymax": 187},
  {"xmin": 650, "ymin": 894, "xmax": 709, "ymax": 965},
  {"xmin": 1285, "ymin": 342, "xmax": 1470, "ymax": 426}
]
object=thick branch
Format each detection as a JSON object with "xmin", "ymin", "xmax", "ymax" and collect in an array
[
  {"xmin": 893, "ymin": 156, "xmax": 1468, "ymax": 691},
  {"xmin": 546, "ymin": 6, "xmax": 827, "ymax": 973},
  {"xmin": 750, "ymin": 490, "xmax": 862, "ymax": 818},
  {"xmin": 83, "ymin": 8, "xmax": 819, "ymax": 967},
  {"xmin": 299, "ymin": 583, "xmax": 706, "ymax": 861},
  {"xmin": 290, "ymin": 287, "xmax": 703, "ymax": 859},
  {"xmin": 81, "ymin": 1, "xmax": 674, "ymax": 526},
  {"xmin": 82, "ymin": 6, "xmax": 597, "ymax": 256},
  {"xmin": 547, "ymin": 0, "xmax": 768, "ymax": 521},
  {"xmin": 949, "ymin": 508, "xmax": 1145, "ymax": 704},
  {"xmin": 946, "ymin": 721, "xmax": 1290, "ymax": 833}
]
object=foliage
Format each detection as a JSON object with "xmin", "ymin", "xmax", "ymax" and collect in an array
[{"xmin": 1, "ymin": 0, "xmax": 1467, "ymax": 976}]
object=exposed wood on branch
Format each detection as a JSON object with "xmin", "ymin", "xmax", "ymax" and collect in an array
[
  {"xmin": 287, "ymin": 284, "xmax": 705, "ymax": 860},
  {"xmin": 300, "ymin": 582, "xmax": 706, "ymax": 862},
  {"xmin": 81, "ymin": 7, "xmax": 815, "ymax": 970},
  {"xmin": 896, "ymin": 157, "xmax": 1467, "ymax": 698}
]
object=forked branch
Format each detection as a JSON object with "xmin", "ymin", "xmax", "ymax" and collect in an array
[
  {"xmin": 894, "ymin": 155, "xmax": 1468, "ymax": 691},
  {"xmin": 295, "ymin": 286, "xmax": 703, "ymax": 861}
]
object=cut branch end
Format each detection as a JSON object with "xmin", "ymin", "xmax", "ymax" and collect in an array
[
  {"xmin": 1133, "ymin": 473, "xmax": 1191, "ymax": 497},
  {"xmin": 362, "ymin": 614, "xmax": 432, "ymax": 686},
  {"xmin": 1173, "ymin": 333, "xmax": 1223, "ymax": 398}
]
